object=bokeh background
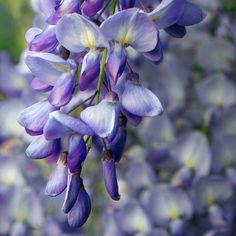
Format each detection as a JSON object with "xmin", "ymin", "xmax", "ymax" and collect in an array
[{"xmin": 0, "ymin": 0, "xmax": 236, "ymax": 235}]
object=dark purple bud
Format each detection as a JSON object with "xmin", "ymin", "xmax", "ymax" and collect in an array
[
  {"xmin": 79, "ymin": 50, "xmax": 100, "ymax": 91},
  {"xmin": 68, "ymin": 135, "xmax": 87, "ymax": 173},
  {"xmin": 107, "ymin": 43, "xmax": 127, "ymax": 85},
  {"xmin": 81, "ymin": 0, "xmax": 104, "ymax": 17},
  {"xmin": 31, "ymin": 77, "xmax": 53, "ymax": 92},
  {"xmin": 108, "ymin": 117, "xmax": 127, "ymax": 162},
  {"xmin": 28, "ymin": 26, "xmax": 58, "ymax": 52},
  {"xmin": 45, "ymin": 152, "xmax": 68, "ymax": 196},
  {"xmin": 47, "ymin": 0, "xmax": 81, "ymax": 24},
  {"xmin": 68, "ymin": 181, "xmax": 91, "ymax": 227},
  {"xmin": 62, "ymin": 172, "xmax": 81, "ymax": 213},
  {"xmin": 120, "ymin": 0, "xmax": 135, "ymax": 10},
  {"xmin": 102, "ymin": 150, "xmax": 120, "ymax": 200},
  {"xmin": 48, "ymin": 73, "xmax": 75, "ymax": 107},
  {"xmin": 26, "ymin": 135, "xmax": 61, "ymax": 159},
  {"xmin": 165, "ymin": 24, "xmax": 186, "ymax": 38}
]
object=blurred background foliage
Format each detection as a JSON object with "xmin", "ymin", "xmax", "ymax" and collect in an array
[{"xmin": 0, "ymin": 0, "xmax": 33, "ymax": 62}]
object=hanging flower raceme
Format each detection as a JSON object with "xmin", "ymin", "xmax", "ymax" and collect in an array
[{"xmin": 18, "ymin": 0, "xmax": 205, "ymax": 229}]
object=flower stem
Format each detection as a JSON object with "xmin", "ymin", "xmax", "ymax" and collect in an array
[
  {"xmin": 96, "ymin": 48, "xmax": 108, "ymax": 104},
  {"xmin": 110, "ymin": 0, "xmax": 117, "ymax": 15}
]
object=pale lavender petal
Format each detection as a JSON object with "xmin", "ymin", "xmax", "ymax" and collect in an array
[
  {"xmin": 121, "ymin": 80, "xmax": 163, "ymax": 117},
  {"xmin": 56, "ymin": 13, "xmax": 109, "ymax": 52},
  {"xmin": 25, "ymin": 52, "xmax": 76, "ymax": 85},
  {"xmin": 48, "ymin": 73, "xmax": 75, "ymax": 107},
  {"xmin": 53, "ymin": 111, "xmax": 94, "ymax": 136},
  {"xmin": 101, "ymin": 8, "xmax": 158, "ymax": 52},
  {"xmin": 30, "ymin": 77, "xmax": 53, "ymax": 92},
  {"xmin": 106, "ymin": 43, "xmax": 127, "ymax": 85},
  {"xmin": 45, "ymin": 154, "xmax": 68, "ymax": 196},
  {"xmin": 26, "ymin": 135, "xmax": 60, "ymax": 159},
  {"xmin": 17, "ymin": 101, "xmax": 57, "ymax": 134},
  {"xmin": 80, "ymin": 100, "xmax": 119, "ymax": 138}
]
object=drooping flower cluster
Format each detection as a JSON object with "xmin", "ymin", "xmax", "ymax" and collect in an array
[{"xmin": 18, "ymin": 0, "xmax": 205, "ymax": 227}]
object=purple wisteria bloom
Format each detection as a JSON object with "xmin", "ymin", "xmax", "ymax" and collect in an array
[{"xmin": 18, "ymin": 0, "xmax": 205, "ymax": 229}]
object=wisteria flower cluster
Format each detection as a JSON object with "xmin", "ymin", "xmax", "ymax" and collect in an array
[{"xmin": 17, "ymin": 0, "xmax": 205, "ymax": 228}]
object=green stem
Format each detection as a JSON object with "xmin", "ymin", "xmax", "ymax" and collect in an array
[
  {"xmin": 110, "ymin": 0, "xmax": 117, "ymax": 15},
  {"xmin": 96, "ymin": 48, "xmax": 108, "ymax": 104}
]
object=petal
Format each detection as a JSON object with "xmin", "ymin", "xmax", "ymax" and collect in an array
[
  {"xmin": 79, "ymin": 50, "xmax": 100, "ymax": 91},
  {"xmin": 121, "ymin": 80, "xmax": 163, "ymax": 117},
  {"xmin": 165, "ymin": 24, "xmax": 186, "ymax": 38},
  {"xmin": 62, "ymin": 173, "xmax": 81, "ymax": 213},
  {"xmin": 30, "ymin": 77, "xmax": 53, "ymax": 92},
  {"xmin": 106, "ymin": 43, "xmax": 127, "ymax": 85},
  {"xmin": 26, "ymin": 135, "xmax": 60, "ymax": 159},
  {"xmin": 43, "ymin": 111, "xmax": 71, "ymax": 140},
  {"xmin": 68, "ymin": 135, "xmax": 87, "ymax": 173},
  {"xmin": 149, "ymin": 0, "xmax": 185, "ymax": 29},
  {"xmin": 39, "ymin": 0, "xmax": 58, "ymax": 18},
  {"xmin": 47, "ymin": 0, "xmax": 81, "ymax": 24},
  {"xmin": 101, "ymin": 8, "xmax": 158, "ymax": 52},
  {"xmin": 17, "ymin": 101, "xmax": 57, "ymax": 134},
  {"xmin": 56, "ymin": 13, "xmax": 109, "ymax": 52},
  {"xmin": 102, "ymin": 152, "xmax": 120, "ymax": 200},
  {"xmin": 53, "ymin": 111, "xmax": 94, "ymax": 136},
  {"xmin": 25, "ymin": 51, "xmax": 76, "ymax": 85},
  {"xmin": 68, "ymin": 184, "xmax": 91, "ymax": 227},
  {"xmin": 45, "ymin": 154, "xmax": 68, "ymax": 197},
  {"xmin": 28, "ymin": 26, "xmax": 58, "ymax": 52},
  {"xmin": 81, "ymin": 0, "xmax": 104, "ymax": 17},
  {"xmin": 80, "ymin": 100, "xmax": 119, "ymax": 138},
  {"xmin": 177, "ymin": 2, "xmax": 205, "ymax": 26},
  {"xmin": 142, "ymin": 33, "xmax": 163, "ymax": 63},
  {"xmin": 25, "ymin": 27, "xmax": 42, "ymax": 43},
  {"xmin": 108, "ymin": 125, "xmax": 127, "ymax": 162},
  {"xmin": 120, "ymin": 0, "xmax": 135, "ymax": 10},
  {"xmin": 48, "ymin": 73, "xmax": 76, "ymax": 107}
]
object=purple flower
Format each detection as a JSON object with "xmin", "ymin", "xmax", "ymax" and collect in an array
[
  {"xmin": 45, "ymin": 153, "xmax": 68, "ymax": 196},
  {"xmin": 67, "ymin": 180, "xmax": 91, "ymax": 227},
  {"xmin": 102, "ymin": 150, "xmax": 120, "ymax": 200},
  {"xmin": 80, "ymin": 92, "xmax": 120, "ymax": 138},
  {"xmin": 26, "ymin": 26, "xmax": 58, "ymax": 52},
  {"xmin": 26, "ymin": 135, "xmax": 60, "ymax": 159},
  {"xmin": 17, "ymin": 101, "xmax": 57, "ymax": 134},
  {"xmin": 67, "ymin": 135, "xmax": 87, "ymax": 173},
  {"xmin": 81, "ymin": 0, "xmax": 104, "ymax": 17},
  {"xmin": 62, "ymin": 173, "xmax": 81, "ymax": 213},
  {"xmin": 121, "ymin": 73, "xmax": 163, "ymax": 117}
]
